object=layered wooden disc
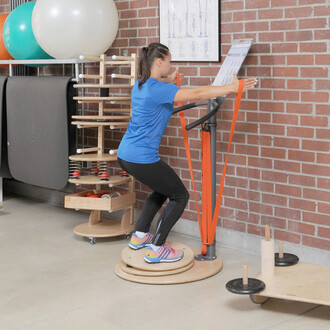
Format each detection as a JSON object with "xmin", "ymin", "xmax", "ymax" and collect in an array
[{"xmin": 115, "ymin": 242, "xmax": 223, "ymax": 284}]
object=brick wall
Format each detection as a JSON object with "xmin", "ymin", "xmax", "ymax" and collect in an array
[{"xmin": 1, "ymin": 0, "xmax": 329, "ymax": 251}]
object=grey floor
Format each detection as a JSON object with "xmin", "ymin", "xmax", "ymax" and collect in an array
[{"xmin": 0, "ymin": 194, "xmax": 329, "ymax": 330}]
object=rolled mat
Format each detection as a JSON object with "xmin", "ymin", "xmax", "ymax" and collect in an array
[
  {"xmin": 6, "ymin": 77, "xmax": 76, "ymax": 190},
  {"xmin": 0, "ymin": 76, "xmax": 11, "ymax": 178}
]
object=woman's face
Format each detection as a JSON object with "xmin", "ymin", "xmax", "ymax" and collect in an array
[{"xmin": 160, "ymin": 53, "xmax": 172, "ymax": 77}]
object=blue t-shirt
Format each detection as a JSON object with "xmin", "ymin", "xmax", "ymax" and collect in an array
[{"xmin": 117, "ymin": 78, "xmax": 180, "ymax": 164}]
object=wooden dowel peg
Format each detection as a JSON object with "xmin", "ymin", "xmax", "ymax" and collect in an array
[
  {"xmin": 279, "ymin": 240, "xmax": 284, "ymax": 259},
  {"xmin": 78, "ymin": 74, "xmax": 101, "ymax": 79},
  {"xmin": 111, "ymin": 55, "xmax": 134, "ymax": 61},
  {"xmin": 111, "ymin": 73, "xmax": 135, "ymax": 79},
  {"xmin": 77, "ymin": 147, "xmax": 100, "ymax": 154},
  {"xmin": 79, "ymin": 55, "xmax": 102, "ymax": 62},
  {"xmin": 265, "ymin": 224, "xmax": 271, "ymax": 241},
  {"xmin": 243, "ymin": 264, "xmax": 248, "ymax": 286}
]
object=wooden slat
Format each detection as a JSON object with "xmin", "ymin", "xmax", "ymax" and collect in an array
[
  {"xmin": 74, "ymin": 96, "xmax": 131, "ymax": 102},
  {"xmin": 72, "ymin": 115, "xmax": 130, "ymax": 120},
  {"xmin": 69, "ymin": 154, "xmax": 117, "ymax": 162},
  {"xmin": 74, "ymin": 84, "xmax": 133, "ymax": 89},
  {"xmin": 72, "ymin": 121, "xmax": 129, "ymax": 127}
]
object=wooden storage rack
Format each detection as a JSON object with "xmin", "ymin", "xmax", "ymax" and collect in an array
[{"xmin": 64, "ymin": 54, "xmax": 138, "ymax": 244}]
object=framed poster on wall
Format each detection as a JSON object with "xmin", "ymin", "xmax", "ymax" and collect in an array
[{"xmin": 159, "ymin": 0, "xmax": 221, "ymax": 62}]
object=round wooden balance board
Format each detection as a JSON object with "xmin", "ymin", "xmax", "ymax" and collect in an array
[{"xmin": 114, "ymin": 242, "xmax": 223, "ymax": 284}]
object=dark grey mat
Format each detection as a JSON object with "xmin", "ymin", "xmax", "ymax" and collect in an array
[
  {"xmin": 0, "ymin": 76, "xmax": 11, "ymax": 178},
  {"xmin": 6, "ymin": 76, "xmax": 76, "ymax": 190}
]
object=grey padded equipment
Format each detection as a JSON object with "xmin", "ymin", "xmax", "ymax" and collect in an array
[
  {"xmin": 0, "ymin": 76, "xmax": 11, "ymax": 178},
  {"xmin": 6, "ymin": 76, "xmax": 76, "ymax": 190}
]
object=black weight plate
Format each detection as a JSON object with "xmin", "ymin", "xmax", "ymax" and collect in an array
[
  {"xmin": 275, "ymin": 253, "xmax": 299, "ymax": 266},
  {"xmin": 226, "ymin": 278, "xmax": 266, "ymax": 295}
]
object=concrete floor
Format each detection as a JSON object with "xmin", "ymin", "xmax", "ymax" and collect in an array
[{"xmin": 0, "ymin": 195, "xmax": 329, "ymax": 330}]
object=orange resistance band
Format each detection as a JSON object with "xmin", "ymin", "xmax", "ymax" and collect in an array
[{"xmin": 176, "ymin": 74, "xmax": 244, "ymax": 255}]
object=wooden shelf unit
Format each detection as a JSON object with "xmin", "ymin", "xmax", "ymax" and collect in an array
[{"xmin": 64, "ymin": 53, "xmax": 138, "ymax": 243}]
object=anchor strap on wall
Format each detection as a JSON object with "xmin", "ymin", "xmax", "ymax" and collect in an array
[{"xmin": 176, "ymin": 74, "xmax": 244, "ymax": 255}]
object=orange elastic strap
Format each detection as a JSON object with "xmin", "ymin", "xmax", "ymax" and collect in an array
[{"xmin": 176, "ymin": 74, "xmax": 244, "ymax": 254}]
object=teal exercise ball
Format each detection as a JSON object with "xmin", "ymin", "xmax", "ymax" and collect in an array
[{"xmin": 3, "ymin": 1, "xmax": 52, "ymax": 60}]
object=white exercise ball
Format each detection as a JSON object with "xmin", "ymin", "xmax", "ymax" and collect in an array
[{"xmin": 32, "ymin": 0, "xmax": 119, "ymax": 59}]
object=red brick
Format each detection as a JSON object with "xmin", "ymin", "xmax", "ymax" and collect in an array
[
  {"xmin": 302, "ymin": 139, "xmax": 329, "ymax": 152},
  {"xmin": 302, "ymin": 164, "xmax": 330, "ymax": 177},
  {"xmin": 287, "ymin": 79, "xmax": 313, "ymax": 90},
  {"xmin": 236, "ymin": 144, "xmax": 259, "ymax": 156},
  {"xmin": 318, "ymin": 178, "xmax": 330, "ymax": 190},
  {"xmin": 303, "ymin": 187, "xmax": 330, "ymax": 203},
  {"xmin": 236, "ymin": 211, "xmax": 260, "ymax": 224},
  {"xmin": 276, "ymin": 207, "xmax": 301, "ymax": 220},
  {"xmin": 289, "ymin": 174, "xmax": 316, "ymax": 187},
  {"xmin": 237, "ymin": 189, "xmax": 260, "ymax": 201},
  {"xmin": 301, "ymin": 115, "xmax": 328, "ymax": 127},
  {"xmin": 249, "ymin": 202, "xmax": 273, "ymax": 215},
  {"xmin": 302, "ymin": 235, "xmax": 330, "ymax": 250},
  {"xmin": 224, "ymin": 197, "xmax": 247, "ymax": 210},
  {"xmin": 288, "ymin": 221, "xmax": 315, "ymax": 235},
  {"xmin": 273, "ymin": 114, "xmax": 298, "ymax": 125},
  {"xmin": 259, "ymin": 32, "xmax": 285, "ymax": 42},
  {"xmin": 260, "ymin": 102, "xmax": 284, "ymax": 112},
  {"xmin": 315, "ymin": 54, "xmax": 330, "ymax": 65},
  {"xmin": 260, "ymin": 124, "xmax": 285, "ymax": 135},
  {"xmin": 300, "ymin": 18, "xmax": 327, "ymax": 29},
  {"xmin": 271, "ymin": 20, "xmax": 296, "ymax": 30},
  {"xmin": 248, "ymin": 156, "xmax": 273, "ymax": 170},
  {"xmin": 316, "ymin": 79, "xmax": 330, "ymax": 90},
  {"xmin": 286, "ymin": 30, "xmax": 313, "ymax": 41},
  {"xmin": 300, "ymin": 42, "xmax": 327, "ymax": 53},
  {"xmin": 318, "ymin": 203, "xmax": 330, "ymax": 214},
  {"xmin": 314, "ymin": 5, "xmax": 330, "ymax": 16},
  {"xmin": 246, "ymin": 0, "xmax": 270, "ymax": 9},
  {"xmin": 301, "ymin": 67, "xmax": 328, "ymax": 77},
  {"xmin": 316, "ymin": 128, "xmax": 330, "ymax": 139},
  {"xmin": 287, "ymin": 55, "xmax": 314, "ymax": 65},
  {"xmin": 250, "ymin": 180, "xmax": 274, "ymax": 193},
  {"xmin": 276, "ymin": 184, "xmax": 302, "ymax": 197},
  {"xmin": 138, "ymin": 8, "xmax": 156, "ymax": 17},
  {"xmin": 258, "ymin": 9, "xmax": 283, "ymax": 19},
  {"xmin": 317, "ymin": 153, "xmax": 330, "ymax": 164},
  {"xmin": 261, "ymin": 147, "xmax": 286, "ymax": 159},
  {"xmin": 272, "ymin": 0, "xmax": 297, "ymax": 7},
  {"xmin": 247, "ymin": 135, "xmax": 272, "ymax": 146},
  {"xmin": 261, "ymin": 216, "xmax": 287, "ymax": 229},
  {"xmin": 130, "ymin": 0, "xmax": 148, "ymax": 8},
  {"xmin": 285, "ymin": 7, "xmax": 313, "ymax": 18},
  {"xmin": 246, "ymin": 112, "xmax": 271, "ymax": 122},
  {"xmin": 249, "ymin": 43, "xmax": 271, "ymax": 54},
  {"xmin": 274, "ymin": 160, "xmax": 301, "ymax": 173},
  {"xmin": 315, "ymin": 29, "xmax": 330, "ymax": 40},
  {"xmin": 288, "ymin": 150, "xmax": 315, "ymax": 163},
  {"xmin": 262, "ymin": 171, "xmax": 288, "ymax": 183},
  {"xmin": 260, "ymin": 55, "xmax": 286, "ymax": 65},
  {"xmin": 247, "ymin": 89, "xmax": 272, "ymax": 100},
  {"xmin": 290, "ymin": 198, "xmax": 316, "ymax": 212},
  {"xmin": 234, "ymin": 10, "xmax": 257, "ymax": 22},
  {"xmin": 223, "ymin": 220, "xmax": 246, "ymax": 232},
  {"xmin": 222, "ymin": 1, "xmax": 244, "ymax": 10},
  {"xmin": 273, "ymin": 91, "xmax": 299, "ymax": 101},
  {"xmin": 274, "ymin": 229, "xmax": 301, "ymax": 244},
  {"xmin": 261, "ymin": 79, "xmax": 285, "ymax": 89},
  {"xmin": 246, "ymin": 21, "xmax": 269, "ymax": 32},
  {"xmin": 318, "ymin": 226, "xmax": 330, "ymax": 240},
  {"xmin": 237, "ymin": 167, "xmax": 261, "ymax": 179},
  {"xmin": 302, "ymin": 91, "xmax": 329, "ymax": 103},
  {"xmin": 303, "ymin": 211, "xmax": 330, "ymax": 226},
  {"xmin": 287, "ymin": 125, "xmax": 314, "ymax": 138},
  {"xmin": 274, "ymin": 137, "xmax": 299, "ymax": 149}
]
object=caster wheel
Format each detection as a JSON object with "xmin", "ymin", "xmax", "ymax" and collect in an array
[
  {"xmin": 89, "ymin": 237, "xmax": 96, "ymax": 245},
  {"xmin": 125, "ymin": 233, "xmax": 131, "ymax": 240},
  {"xmin": 249, "ymin": 294, "xmax": 269, "ymax": 304}
]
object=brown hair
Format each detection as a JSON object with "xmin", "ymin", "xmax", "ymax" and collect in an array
[{"xmin": 138, "ymin": 43, "xmax": 169, "ymax": 89}]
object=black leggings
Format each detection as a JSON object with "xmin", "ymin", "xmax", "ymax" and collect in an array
[{"xmin": 118, "ymin": 158, "xmax": 189, "ymax": 246}]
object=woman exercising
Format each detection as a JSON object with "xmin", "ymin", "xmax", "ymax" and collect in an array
[{"xmin": 117, "ymin": 42, "xmax": 257, "ymax": 263}]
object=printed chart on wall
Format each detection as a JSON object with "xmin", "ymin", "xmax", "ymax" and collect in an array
[
  {"xmin": 159, "ymin": 0, "xmax": 220, "ymax": 62},
  {"xmin": 213, "ymin": 39, "xmax": 254, "ymax": 87}
]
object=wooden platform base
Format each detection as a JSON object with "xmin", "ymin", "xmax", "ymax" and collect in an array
[
  {"xmin": 252, "ymin": 263, "xmax": 330, "ymax": 306},
  {"xmin": 115, "ymin": 242, "xmax": 223, "ymax": 284},
  {"xmin": 74, "ymin": 219, "xmax": 134, "ymax": 238}
]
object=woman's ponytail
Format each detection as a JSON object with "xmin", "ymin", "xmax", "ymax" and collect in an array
[{"xmin": 138, "ymin": 43, "xmax": 169, "ymax": 89}]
